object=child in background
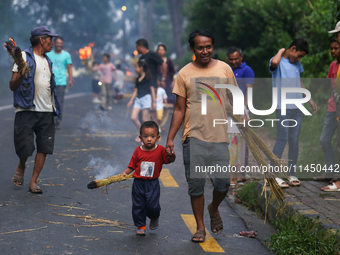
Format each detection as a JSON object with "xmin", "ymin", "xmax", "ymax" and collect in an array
[
  {"xmin": 113, "ymin": 64, "xmax": 125, "ymax": 104},
  {"xmin": 270, "ymin": 39, "xmax": 317, "ymax": 187},
  {"xmin": 91, "ymin": 62, "xmax": 101, "ymax": 104},
  {"xmin": 156, "ymin": 77, "xmax": 168, "ymax": 133},
  {"xmin": 121, "ymin": 121, "xmax": 175, "ymax": 236}
]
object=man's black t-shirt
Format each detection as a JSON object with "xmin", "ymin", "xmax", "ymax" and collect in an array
[
  {"xmin": 139, "ymin": 51, "xmax": 163, "ymax": 87},
  {"xmin": 136, "ymin": 76, "xmax": 152, "ymax": 98}
]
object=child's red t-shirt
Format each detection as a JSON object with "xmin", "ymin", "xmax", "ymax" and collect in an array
[{"xmin": 128, "ymin": 145, "xmax": 170, "ymax": 179}]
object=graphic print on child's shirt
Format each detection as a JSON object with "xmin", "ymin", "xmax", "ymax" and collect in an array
[{"xmin": 140, "ymin": 161, "xmax": 155, "ymax": 177}]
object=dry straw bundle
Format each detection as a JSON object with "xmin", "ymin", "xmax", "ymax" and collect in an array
[
  {"xmin": 226, "ymin": 104, "xmax": 288, "ymax": 202},
  {"xmin": 87, "ymin": 173, "xmax": 133, "ymax": 189},
  {"xmin": 4, "ymin": 38, "xmax": 29, "ymax": 76}
]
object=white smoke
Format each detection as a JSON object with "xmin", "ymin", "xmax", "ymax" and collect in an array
[{"xmin": 88, "ymin": 156, "xmax": 121, "ymax": 180}]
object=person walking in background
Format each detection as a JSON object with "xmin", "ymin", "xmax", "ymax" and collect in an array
[
  {"xmin": 91, "ymin": 61, "xmax": 101, "ymax": 104},
  {"xmin": 157, "ymin": 44, "xmax": 176, "ymax": 105},
  {"xmin": 321, "ymin": 21, "xmax": 340, "ymax": 191},
  {"xmin": 92, "ymin": 54, "xmax": 116, "ymax": 111},
  {"xmin": 113, "ymin": 64, "xmax": 125, "ymax": 104},
  {"xmin": 157, "ymin": 44, "xmax": 176, "ymax": 131},
  {"xmin": 46, "ymin": 36, "xmax": 73, "ymax": 128},
  {"xmin": 315, "ymin": 37, "xmax": 340, "ymax": 183},
  {"xmin": 136, "ymin": 39, "xmax": 167, "ymax": 122},
  {"xmin": 10, "ymin": 26, "xmax": 60, "ymax": 194},
  {"xmin": 127, "ymin": 61, "xmax": 156, "ymax": 143},
  {"xmin": 227, "ymin": 46, "xmax": 255, "ymax": 184},
  {"xmin": 156, "ymin": 77, "xmax": 168, "ymax": 133},
  {"xmin": 270, "ymin": 39, "xmax": 317, "ymax": 188}
]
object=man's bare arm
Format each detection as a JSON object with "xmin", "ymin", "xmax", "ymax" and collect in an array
[
  {"xmin": 9, "ymin": 72, "xmax": 24, "ymax": 91},
  {"xmin": 166, "ymin": 95, "xmax": 186, "ymax": 155}
]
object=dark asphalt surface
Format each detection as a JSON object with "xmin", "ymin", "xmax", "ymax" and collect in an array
[{"xmin": 0, "ymin": 93, "xmax": 272, "ymax": 255}]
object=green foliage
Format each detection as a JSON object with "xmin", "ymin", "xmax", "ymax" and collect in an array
[
  {"xmin": 267, "ymin": 216, "xmax": 340, "ymax": 255},
  {"xmin": 334, "ymin": 0, "xmax": 340, "ymax": 21},
  {"xmin": 185, "ymin": 0, "xmax": 336, "ymax": 78},
  {"xmin": 235, "ymin": 181, "xmax": 258, "ymax": 210}
]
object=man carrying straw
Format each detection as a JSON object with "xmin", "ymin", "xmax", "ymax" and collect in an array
[
  {"xmin": 166, "ymin": 29, "xmax": 248, "ymax": 242},
  {"xmin": 9, "ymin": 26, "xmax": 60, "ymax": 194}
]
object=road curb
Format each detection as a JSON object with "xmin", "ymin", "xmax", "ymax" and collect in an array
[{"xmin": 255, "ymin": 181, "xmax": 340, "ymax": 250}]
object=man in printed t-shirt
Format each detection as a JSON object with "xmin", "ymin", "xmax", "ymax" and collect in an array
[{"xmin": 166, "ymin": 29, "xmax": 248, "ymax": 242}]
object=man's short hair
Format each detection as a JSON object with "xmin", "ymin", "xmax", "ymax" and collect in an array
[
  {"xmin": 103, "ymin": 53, "xmax": 110, "ymax": 60},
  {"xmin": 116, "ymin": 64, "xmax": 121, "ymax": 70},
  {"xmin": 188, "ymin": 29, "xmax": 215, "ymax": 48},
  {"xmin": 140, "ymin": 121, "xmax": 159, "ymax": 135},
  {"xmin": 227, "ymin": 46, "xmax": 242, "ymax": 56},
  {"xmin": 54, "ymin": 36, "xmax": 64, "ymax": 42},
  {"xmin": 289, "ymin": 39, "xmax": 309, "ymax": 54},
  {"xmin": 136, "ymin": 39, "xmax": 149, "ymax": 49},
  {"xmin": 29, "ymin": 34, "xmax": 48, "ymax": 47},
  {"xmin": 331, "ymin": 37, "xmax": 339, "ymax": 44}
]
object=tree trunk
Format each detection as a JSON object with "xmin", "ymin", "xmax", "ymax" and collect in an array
[
  {"xmin": 138, "ymin": 0, "xmax": 155, "ymax": 43},
  {"xmin": 167, "ymin": 0, "xmax": 185, "ymax": 59}
]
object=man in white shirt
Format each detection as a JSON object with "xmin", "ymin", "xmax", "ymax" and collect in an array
[{"xmin": 9, "ymin": 26, "xmax": 60, "ymax": 194}]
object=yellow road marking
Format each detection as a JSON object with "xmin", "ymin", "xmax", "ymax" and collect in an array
[
  {"xmin": 159, "ymin": 169, "xmax": 179, "ymax": 187},
  {"xmin": 181, "ymin": 214, "xmax": 225, "ymax": 253}
]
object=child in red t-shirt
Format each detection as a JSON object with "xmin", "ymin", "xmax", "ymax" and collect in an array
[{"xmin": 122, "ymin": 121, "xmax": 175, "ymax": 235}]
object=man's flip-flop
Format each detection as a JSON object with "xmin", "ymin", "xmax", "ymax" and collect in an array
[
  {"xmin": 149, "ymin": 218, "xmax": 159, "ymax": 230},
  {"xmin": 288, "ymin": 176, "xmax": 301, "ymax": 186},
  {"xmin": 275, "ymin": 177, "xmax": 289, "ymax": 188},
  {"xmin": 13, "ymin": 171, "xmax": 24, "ymax": 187},
  {"xmin": 191, "ymin": 229, "xmax": 206, "ymax": 242},
  {"xmin": 29, "ymin": 184, "xmax": 43, "ymax": 194},
  {"xmin": 208, "ymin": 204, "xmax": 223, "ymax": 235},
  {"xmin": 12, "ymin": 171, "xmax": 24, "ymax": 187},
  {"xmin": 321, "ymin": 183, "xmax": 340, "ymax": 192}
]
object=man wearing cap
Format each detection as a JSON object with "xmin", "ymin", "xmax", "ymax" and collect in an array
[
  {"xmin": 321, "ymin": 21, "xmax": 340, "ymax": 191},
  {"xmin": 47, "ymin": 36, "xmax": 73, "ymax": 128},
  {"xmin": 9, "ymin": 26, "xmax": 60, "ymax": 194}
]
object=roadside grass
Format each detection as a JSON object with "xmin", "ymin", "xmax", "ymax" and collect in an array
[
  {"xmin": 234, "ymin": 181, "xmax": 263, "ymax": 217},
  {"xmin": 266, "ymin": 216, "xmax": 340, "ymax": 255}
]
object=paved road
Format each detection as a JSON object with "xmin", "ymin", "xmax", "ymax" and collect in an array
[{"xmin": 0, "ymin": 93, "xmax": 271, "ymax": 255}]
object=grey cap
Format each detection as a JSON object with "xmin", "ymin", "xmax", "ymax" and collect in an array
[{"xmin": 31, "ymin": 26, "xmax": 58, "ymax": 37}]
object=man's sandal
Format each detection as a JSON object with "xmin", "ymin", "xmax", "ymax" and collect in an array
[
  {"xmin": 208, "ymin": 204, "xmax": 223, "ymax": 235},
  {"xmin": 12, "ymin": 171, "xmax": 24, "ymax": 187},
  {"xmin": 191, "ymin": 229, "xmax": 206, "ymax": 242},
  {"xmin": 321, "ymin": 183, "xmax": 340, "ymax": 192},
  {"xmin": 288, "ymin": 176, "xmax": 301, "ymax": 186},
  {"xmin": 275, "ymin": 178, "xmax": 289, "ymax": 188},
  {"xmin": 28, "ymin": 184, "xmax": 43, "ymax": 194}
]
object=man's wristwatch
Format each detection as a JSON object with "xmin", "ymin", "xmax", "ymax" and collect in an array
[{"xmin": 162, "ymin": 78, "xmax": 166, "ymax": 81}]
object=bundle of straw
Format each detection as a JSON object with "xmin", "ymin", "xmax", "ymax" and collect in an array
[
  {"xmin": 87, "ymin": 173, "xmax": 133, "ymax": 189},
  {"xmin": 4, "ymin": 38, "xmax": 29, "ymax": 76},
  {"xmin": 226, "ymin": 104, "xmax": 287, "ymax": 202}
]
